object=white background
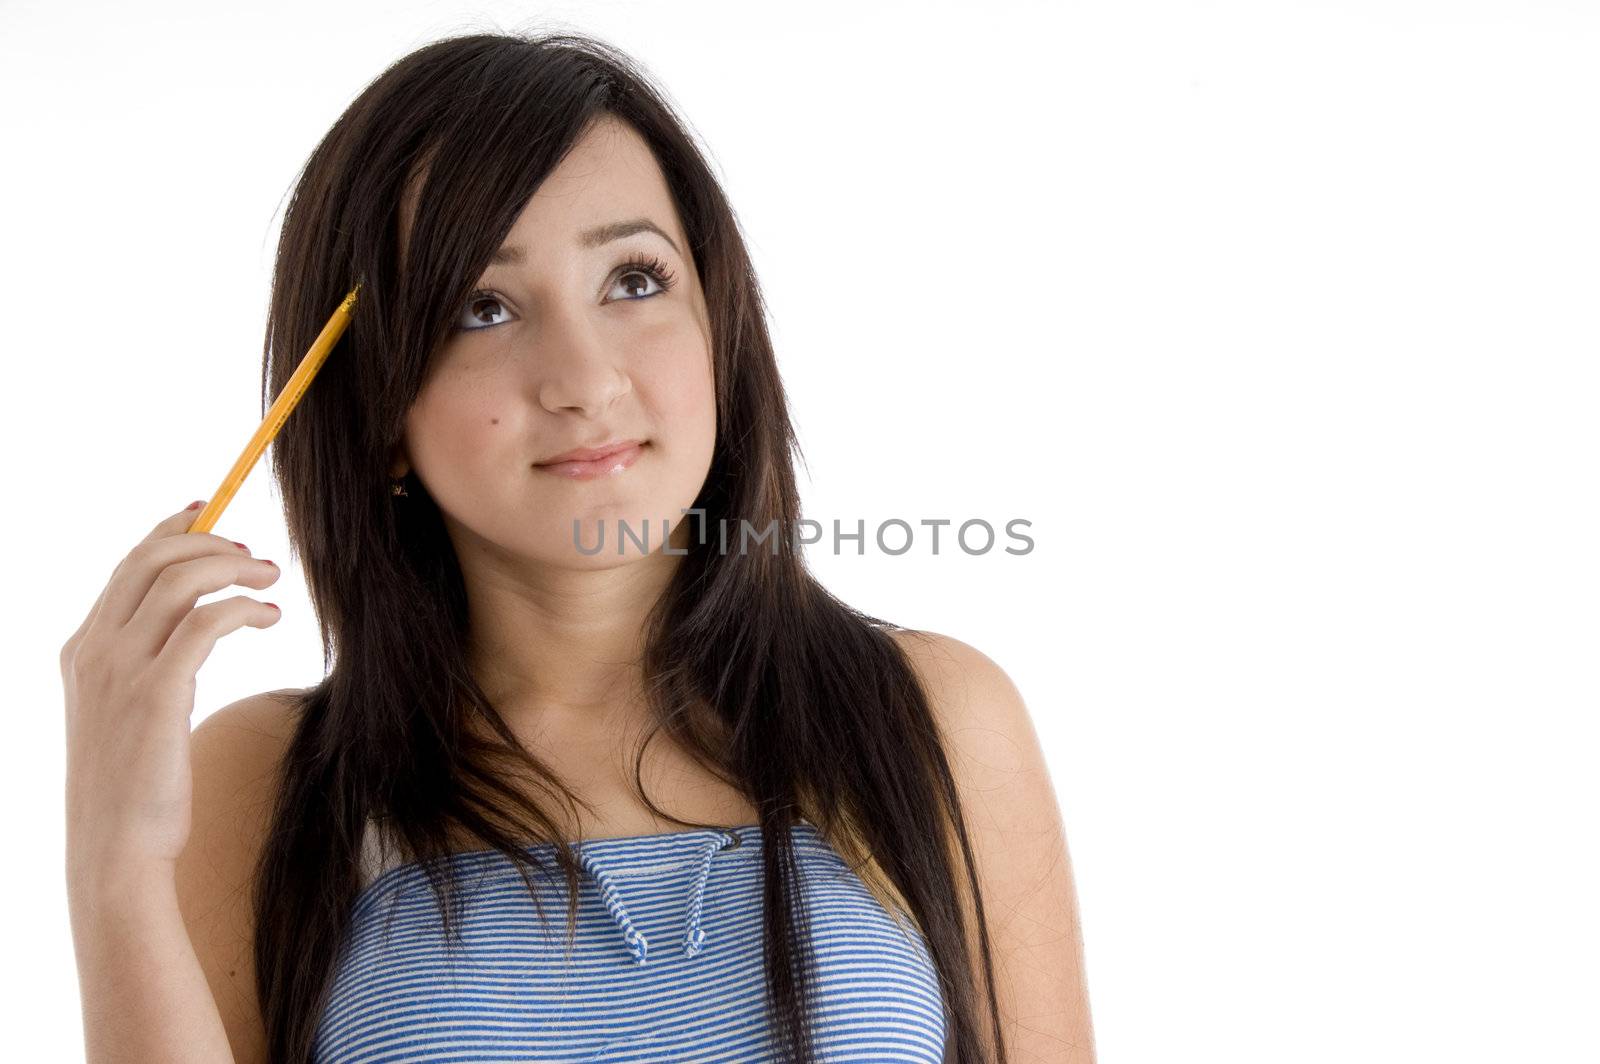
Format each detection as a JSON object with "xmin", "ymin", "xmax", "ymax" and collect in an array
[{"xmin": 3, "ymin": 1, "xmax": 1596, "ymax": 1060}]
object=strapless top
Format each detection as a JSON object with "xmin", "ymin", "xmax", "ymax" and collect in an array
[{"xmin": 311, "ymin": 820, "xmax": 949, "ymax": 1062}]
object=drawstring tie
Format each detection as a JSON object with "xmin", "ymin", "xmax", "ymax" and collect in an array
[{"xmin": 574, "ymin": 829, "xmax": 741, "ymax": 966}]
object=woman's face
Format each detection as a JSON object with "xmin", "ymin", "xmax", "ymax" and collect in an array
[{"xmin": 391, "ymin": 117, "xmax": 716, "ymax": 569}]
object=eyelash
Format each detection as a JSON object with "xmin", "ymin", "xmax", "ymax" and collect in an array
[{"xmin": 458, "ymin": 252, "xmax": 679, "ymax": 331}]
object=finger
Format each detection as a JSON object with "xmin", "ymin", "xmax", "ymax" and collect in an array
[
  {"xmin": 143, "ymin": 499, "xmax": 210, "ymax": 545},
  {"xmin": 123, "ymin": 552, "xmax": 280, "ymax": 660},
  {"xmin": 84, "ymin": 521, "xmax": 255, "ymax": 646},
  {"xmin": 64, "ymin": 501, "xmax": 212, "ymax": 658},
  {"xmin": 152, "ymin": 595, "xmax": 282, "ymax": 684}
]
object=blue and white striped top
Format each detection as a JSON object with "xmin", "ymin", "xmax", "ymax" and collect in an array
[{"xmin": 312, "ymin": 820, "xmax": 949, "ymax": 1062}]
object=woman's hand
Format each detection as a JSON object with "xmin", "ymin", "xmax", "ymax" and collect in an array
[{"xmin": 60, "ymin": 501, "xmax": 283, "ymax": 880}]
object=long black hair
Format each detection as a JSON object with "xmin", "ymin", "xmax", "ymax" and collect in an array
[{"xmin": 253, "ymin": 29, "xmax": 1006, "ymax": 1063}]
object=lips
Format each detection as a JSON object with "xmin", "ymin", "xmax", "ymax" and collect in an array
[
  {"xmin": 535, "ymin": 438, "xmax": 646, "ymax": 465},
  {"xmin": 533, "ymin": 439, "xmax": 647, "ymax": 480}
]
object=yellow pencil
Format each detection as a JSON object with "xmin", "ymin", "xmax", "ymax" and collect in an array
[{"xmin": 187, "ymin": 283, "xmax": 363, "ymax": 535}]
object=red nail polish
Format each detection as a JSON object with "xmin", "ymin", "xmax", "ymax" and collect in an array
[
  {"xmin": 185, "ymin": 500, "xmax": 204, "ymax": 511},
  {"xmin": 265, "ymin": 602, "xmax": 280, "ymax": 610},
  {"xmin": 232, "ymin": 541, "xmax": 249, "ymax": 551}
]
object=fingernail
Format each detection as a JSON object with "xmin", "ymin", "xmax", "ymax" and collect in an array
[
  {"xmin": 185, "ymin": 500, "xmax": 204, "ymax": 511},
  {"xmin": 265, "ymin": 602, "xmax": 280, "ymax": 610},
  {"xmin": 232, "ymin": 541, "xmax": 249, "ymax": 551}
]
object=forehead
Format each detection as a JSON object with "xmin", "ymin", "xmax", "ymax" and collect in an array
[
  {"xmin": 516, "ymin": 117, "xmax": 671, "ymax": 228},
  {"xmin": 398, "ymin": 116, "xmax": 681, "ymax": 271}
]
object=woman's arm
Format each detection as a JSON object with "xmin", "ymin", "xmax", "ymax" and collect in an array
[
  {"xmin": 66, "ymin": 689, "xmax": 291, "ymax": 1064},
  {"xmin": 68, "ymin": 862, "xmax": 237, "ymax": 1064},
  {"xmin": 892, "ymin": 629, "xmax": 1097, "ymax": 1064}
]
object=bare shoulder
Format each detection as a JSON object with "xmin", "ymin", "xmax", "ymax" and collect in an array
[
  {"xmin": 884, "ymin": 627, "xmax": 1051, "ymax": 830},
  {"xmin": 886, "ymin": 628, "xmax": 1097, "ymax": 1062},
  {"xmin": 886, "ymin": 627, "xmax": 1024, "ymax": 722},
  {"xmin": 884, "ymin": 626, "xmax": 1055, "ymax": 851},
  {"xmin": 190, "ymin": 685, "xmax": 305, "ymax": 751},
  {"xmin": 175, "ymin": 687, "xmax": 309, "ymax": 1064},
  {"xmin": 886, "ymin": 628, "xmax": 1040, "ymax": 778}
]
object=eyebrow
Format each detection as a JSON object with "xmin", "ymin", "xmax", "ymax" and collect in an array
[{"xmin": 488, "ymin": 217, "xmax": 681, "ymax": 266}]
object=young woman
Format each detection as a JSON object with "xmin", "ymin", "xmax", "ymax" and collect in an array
[{"xmin": 62, "ymin": 31, "xmax": 1092, "ymax": 1064}]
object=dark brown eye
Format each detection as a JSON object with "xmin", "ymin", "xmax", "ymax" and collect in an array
[
  {"xmin": 613, "ymin": 269, "xmax": 663, "ymax": 300},
  {"xmin": 609, "ymin": 252, "xmax": 678, "ymax": 301},
  {"xmin": 460, "ymin": 292, "xmax": 510, "ymax": 330}
]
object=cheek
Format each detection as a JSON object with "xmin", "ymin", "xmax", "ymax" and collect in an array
[
  {"xmin": 654, "ymin": 357, "xmax": 712, "ymax": 413},
  {"xmin": 406, "ymin": 383, "xmax": 517, "ymax": 469},
  {"xmin": 640, "ymin": 349, "xmax": 716, "ymax": 456},
  {"xmin": 639, "ymin": 323, "xmax": 715, "ymax": 419}
]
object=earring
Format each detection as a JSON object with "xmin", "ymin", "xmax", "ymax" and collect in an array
[{"xmin": 391, "ymin": 476, "xmax": 409, "ymax": 497}]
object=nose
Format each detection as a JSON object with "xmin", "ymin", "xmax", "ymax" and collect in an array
[{"xmin": 533, "ymin": 308, "xmax": 632, "ymax": 417}]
